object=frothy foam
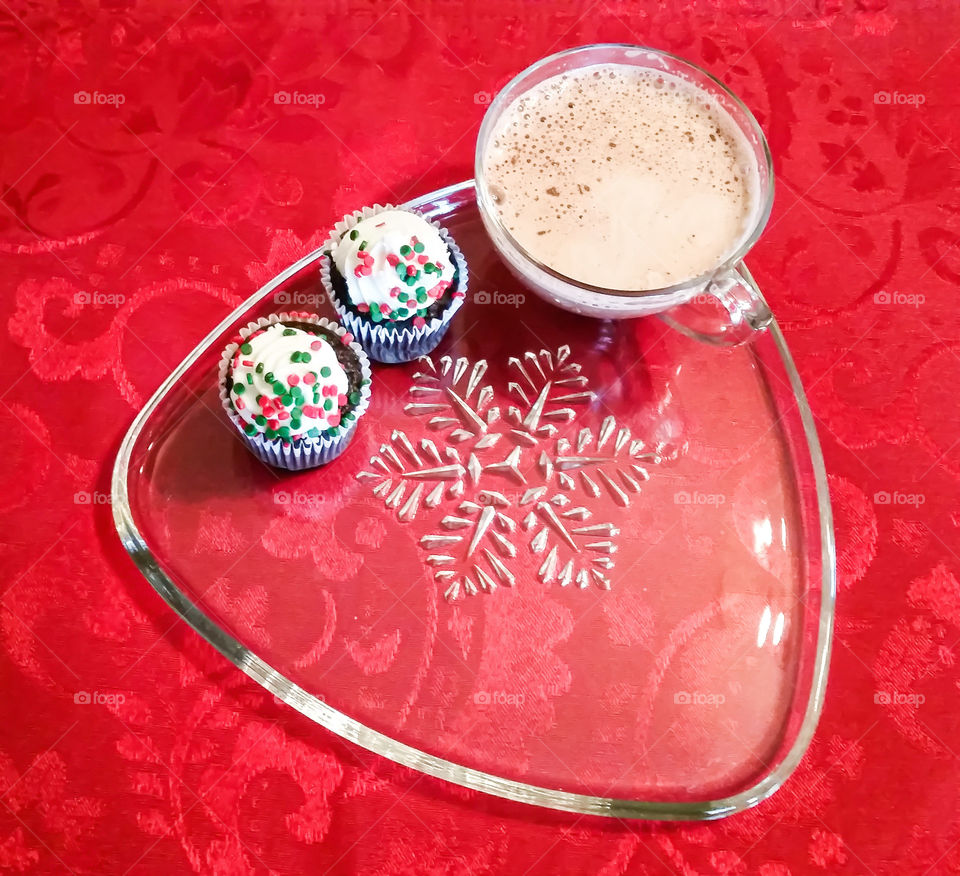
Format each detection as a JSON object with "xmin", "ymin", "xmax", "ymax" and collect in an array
[{"xmin": 482, "ymin": 63, "xmax": 761, "ymax": 291}]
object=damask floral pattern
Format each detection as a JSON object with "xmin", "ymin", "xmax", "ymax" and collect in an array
[{"xmin": 3, "ymin": 0, "xmax": 960, "ymax": 872}]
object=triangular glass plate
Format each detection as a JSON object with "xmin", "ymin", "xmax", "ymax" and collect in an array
[{"xmin": 112, "ymin": 180, "xmax": 834, "ymax": 820}]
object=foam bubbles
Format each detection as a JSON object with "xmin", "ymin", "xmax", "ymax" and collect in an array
[{"xmin": 481, "ymin": 63, "xmax": 761, "ymax": 290}]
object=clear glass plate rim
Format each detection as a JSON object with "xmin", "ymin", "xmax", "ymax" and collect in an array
[{"xmin": 111, "ymin": 178, "xmax": 836, "ymax": 821}]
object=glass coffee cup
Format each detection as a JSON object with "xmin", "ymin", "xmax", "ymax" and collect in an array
[{"xmin": 475, "ymin": 44, "xmax": 775, "ymax": 345}]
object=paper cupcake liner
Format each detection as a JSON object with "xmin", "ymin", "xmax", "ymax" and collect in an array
[
  {"xmin": 320, "ymin": 204, "xmax": 468, "ymax": 364},
  {"xmin": 218, "ymin": 312, "xmax": 372, "ymax": 471}
]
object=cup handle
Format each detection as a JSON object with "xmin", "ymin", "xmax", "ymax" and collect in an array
[{"xmin": 658, "ymin": 262, "xmax": 772, "ymax": 346}]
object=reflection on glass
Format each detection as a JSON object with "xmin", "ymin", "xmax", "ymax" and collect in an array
[
  {"xmin": 757, "ymin": 605, "xmax": 772, "ymax": 647},
  {"xmin": 772, "ymin": 610, "xmax": 785, "ymax": 646},
  {"xmin": 752, "ymin": 517, "xmax": 773, "ymax": 557},
  {"xmin": 758, "ymin": 606, "xmax": 786, "ymax": 648}
]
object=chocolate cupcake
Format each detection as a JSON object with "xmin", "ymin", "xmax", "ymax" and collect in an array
[
  {"xmin": 321, "ymin": 205, "xmax": 467, "ymax": 364},
  {"xmin": 218, "ymin": 313, "xmax": 371, "ymax": 470}
]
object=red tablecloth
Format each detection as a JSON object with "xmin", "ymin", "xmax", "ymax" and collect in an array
[{"xmin": 3, "ymin": 0, "xmax": 959, "ymax": 872}]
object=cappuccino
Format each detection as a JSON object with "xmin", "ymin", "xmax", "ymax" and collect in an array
[{"xmin": 481, "ymin": 64, "xmax": 760, "ymax": 291}]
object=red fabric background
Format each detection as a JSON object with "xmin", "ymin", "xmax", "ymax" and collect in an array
[{"xmin": 2, "ymin": 0, "xmax": 959, "ymax": 872}]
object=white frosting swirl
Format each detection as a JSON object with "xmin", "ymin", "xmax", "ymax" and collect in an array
[
  {"xmin": 333, "ymin": 209, "xmax": 455, "ymax": 323},
  {"xmin": 228, "ymin": 323, "xmax": 350, "ymax": 440}
]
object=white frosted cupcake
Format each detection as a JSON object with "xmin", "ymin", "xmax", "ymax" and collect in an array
[
  {"xmin": 218, "ymin": 313, "xmax": 372, "ymax": 470},
  {"xmin": 321, "ymin": 205, "xmax": 467, "ymax": 363}
]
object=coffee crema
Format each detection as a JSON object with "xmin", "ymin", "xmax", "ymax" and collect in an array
[{"xmin": 481, "ymin": 63, "xmax": 761, "ymax": 291}]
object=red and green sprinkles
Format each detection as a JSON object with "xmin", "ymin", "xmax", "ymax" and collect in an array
[{"xmin": 349, "ymin": 231, "xmax": 452, "ymax": 323}]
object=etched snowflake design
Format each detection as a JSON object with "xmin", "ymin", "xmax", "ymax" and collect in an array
[
  {"xmin": 516, "ymin": 486, "xmax": 617, "ymax": 590},
  {"xmin": 403, "ymin": 354, "xmax": 502, "ymax": 445},
  {"xmin": 356, "ymin": 347, "xmax": 663, "ymax": 600},
  {"xmin": 501, "ymin": 348, "xmax": 594, "ymax": 445},
  {"xmin": 537, "ymin": 416, "xmax": 662, "ymax": 506},
  {"xmin": 421, "ymin": 495, "xmax": 518, "ymax": 600}
]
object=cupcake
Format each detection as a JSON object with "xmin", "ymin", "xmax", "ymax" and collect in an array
[
  {"xmin": 321, "ymin": 205, "xmax": 467, "ymax": 363},
  {"xmin": 219, "ymin": 313, "xmax": 372, "ymax": 470}
]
